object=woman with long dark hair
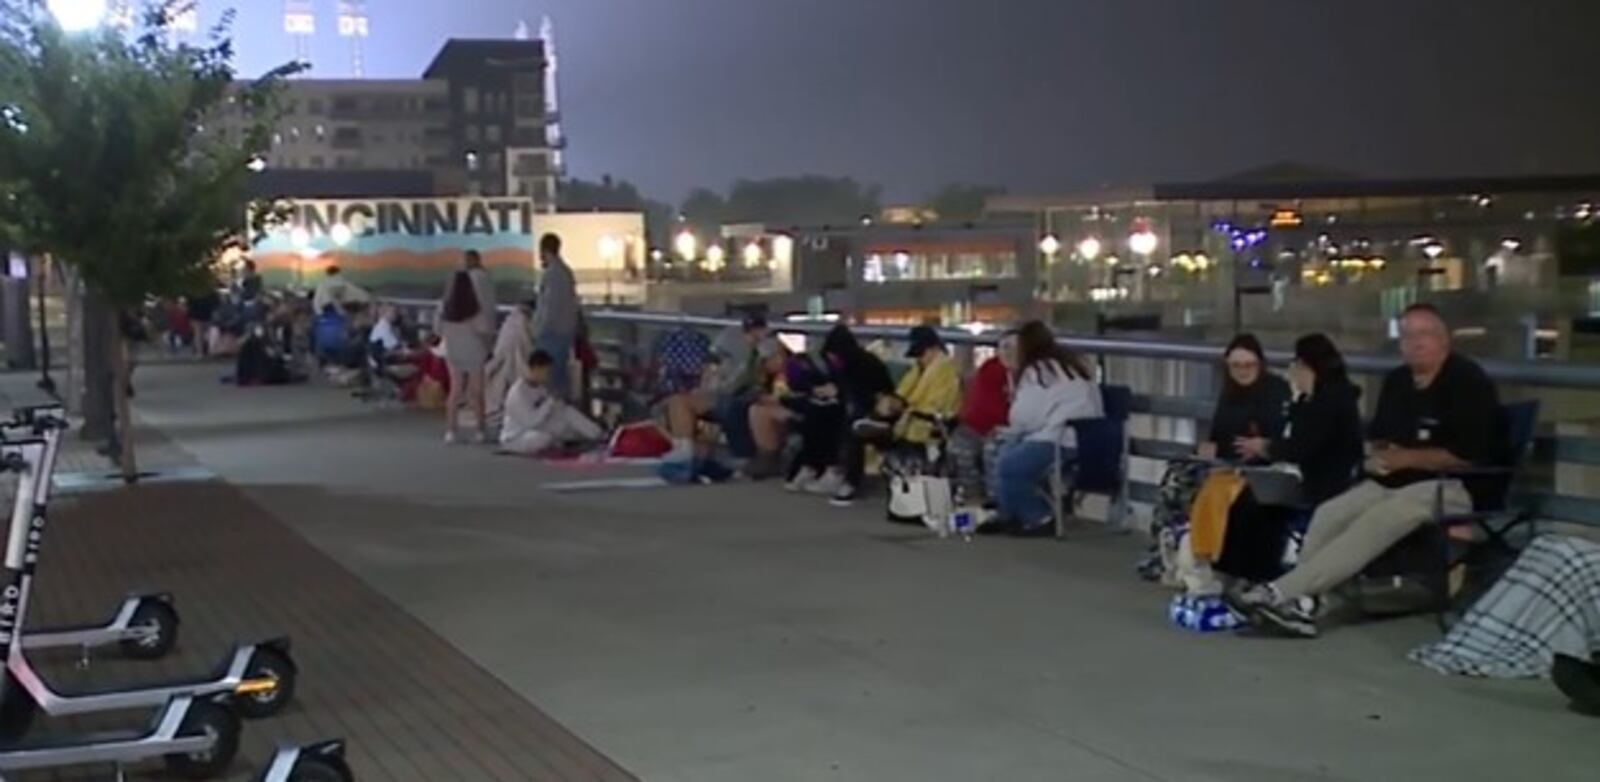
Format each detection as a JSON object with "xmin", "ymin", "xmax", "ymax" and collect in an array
[
  {"xmin": 1139, "ymin": 333, "xmax": 1292, "ymax": 580},
  {"xmin": 436, "ymin": 269, "xmax": 494, "ymax": 443},
  {"xmin": 787, "ymin": 324, "xmax": 894, "ymax": 495},
  {"xmin": 1219, "ymin": 333, "xmax": 1364, "ymax": 581},
  {"xmin": 992, "ymin": 321, "xmax": 1102, "ymax": 536}
]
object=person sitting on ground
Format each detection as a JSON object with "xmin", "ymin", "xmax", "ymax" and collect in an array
[
  {"xmin": 499, "ymin": 349, "xmax": 605, "ymax": 455},
  {"xmin": 947, "ymin": 330, "xmax": 1018, "ymax": 507},
  {"xmin": 311, "ymin": 265, "xmax": 370, "ymax": 315},
  {"xmin": 786, "ymin": 327, "xmax": 884, "ymax": 494},
  {"xmin": 1410, "ymin": 534, "xmax": 1600, "ymax": 701},
  {"xmin": 1218, "ymin": 333, "xmax": 1364, "ymax": 583},
  {"xmin": 662, "ymin": 312, "xmax": 770, "ymax": 463},
  {"xmin": 234, "ymin": 322, "xmax": 303, "ymax": 386},
  {"xmin": 989, "ymin": 321, "xmax": 1102, "ymax": 536},
  {"xmin": 745, "ymin": 338, "xmax": 799, "ymax": 479},
  {"xmin": 833, "ymin": 325, "xmax": 963, "ymax": 506},
  {"xmin": 1231, "ymin": 303, "xmax": 1500, "ymax": 638}
]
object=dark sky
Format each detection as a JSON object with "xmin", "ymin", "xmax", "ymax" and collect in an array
[{"xmin": 224, "ymin": 0, "xmax": 1600, "ymax": 204}]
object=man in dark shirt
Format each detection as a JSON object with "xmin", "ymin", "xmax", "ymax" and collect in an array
[{"xmin": 1233, "ymin": 303, "xmax": 1499, "ymax": 638}]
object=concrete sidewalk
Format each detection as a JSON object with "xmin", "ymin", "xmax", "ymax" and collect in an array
[{"xmin": 42, "ymin": 363, "xmax": 1600, "ymax": 781}]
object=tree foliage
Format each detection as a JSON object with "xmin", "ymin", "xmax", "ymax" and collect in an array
[
  {"xmin": 558, "ymin": 173, "xmax": 675, "ymax": 246},
  {"xmin": 679, "ymin": 176, "xmax": 882, "ymax": 230},
  {"xmin": 0, "ymin": 0, "xmax": 297, "ymax": 309},
  {"xmin": 924, "ymin": 183, "xmax": 1005, "ymax": 223}
]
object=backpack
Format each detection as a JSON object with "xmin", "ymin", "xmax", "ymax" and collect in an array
[{"xmin": 652, "ymin": 328, "xmax": 711, "ymax": 397}]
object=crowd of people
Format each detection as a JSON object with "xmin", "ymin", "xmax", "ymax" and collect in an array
[{"xmin": 136, "ymin": 234, "xmax": 1598, "ymax": 712}]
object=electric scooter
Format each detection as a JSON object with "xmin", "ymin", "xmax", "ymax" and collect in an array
[
  {"xmin": 0, "ymin": 437, "xmax": 241, "ymax": 779},
  {"xmin": 0, "ymin": 694, "xmax": 240, "ymax": 780},
  {"xmin": 4, "ymin": 405, "xmax": 179, "ymax": 663},
  {"xmin": 0, "ymin": 425, "xmax": 296, "ymax": 743},
  {"xmin": 257, "ymin": 738, "xmax": 355, "ymax": 782}
]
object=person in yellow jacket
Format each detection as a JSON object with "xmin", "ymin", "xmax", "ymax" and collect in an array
[
  {"xmin": 833, "ymin": 325, "xmax": 963, "ymax": 505},
  {"xmin": 892, "ymin": 326, "xmax": 963, "ymax": 443}
]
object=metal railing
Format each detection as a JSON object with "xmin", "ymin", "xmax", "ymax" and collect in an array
[{"xmin": 389, "ymin": 298, "xmax": 1600, "ymax": 527}]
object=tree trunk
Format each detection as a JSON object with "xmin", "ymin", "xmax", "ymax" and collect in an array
[
  {"xmin": 110, "ymin": 333, "xmax": 137, "ymax": 484},
  {"xmin": 79, "ymin": 289, "xmax": 114, "ymax": 442},
  {"xmin": 62, "ymin": 268, "xmax": 81, "ymax": 416}
]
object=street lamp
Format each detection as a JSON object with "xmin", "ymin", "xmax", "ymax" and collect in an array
[
  {"xmin": 48, "ymin": 0, "xmax": 107, "ymax": 32},
  {"xmin": 742, "ymin": 242, "xmax": 763, "ymax": 268},
  {"xmin": 1423, "ymin": 241, "xmax": 1445, "ymax": 260},
  {"xmin": 1038, "ymin": 234, "xmax": 1061, "ymax": 258},
  {"xmin": 674, "ymin": 229, "xmax": 698, "ymax": 261},
  {"xmin": 1128, "ymin": 228, "xmax": 1159, "ymax": 258},
  {"xmin": 706, "ymin": 244, "xmax": 726, "ymax": 272},
  {"xmin": 329, "ymin": 223, "xmax": 353, "ymax": 247},
  {"xmin": 1076, "ymin": 236, "xmax": 1102, "ymax": 263}
]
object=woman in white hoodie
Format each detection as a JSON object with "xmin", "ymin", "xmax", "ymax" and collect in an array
[{"xmin": 994, "ymin": 321, "xmax": 1103, "ymax": 536}]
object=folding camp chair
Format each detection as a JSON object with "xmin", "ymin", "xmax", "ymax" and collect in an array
[
  {"xmin": 1358, "ymin": 399, "xmax": 1540, "ymax": 628},
  {"xmin": 1050, "ymin": 384, "xmax": 1133, "ymax": 537}
]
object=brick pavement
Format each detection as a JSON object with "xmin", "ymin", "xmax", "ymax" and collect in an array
[{"xmin": 8, "ymin": 432, "xmax": 636, "ymax": 780}]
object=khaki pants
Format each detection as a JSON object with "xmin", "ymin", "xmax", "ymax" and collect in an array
[{"xmin": 1273, "ymin": 479, "xmax": 1470, "ymax": 600}]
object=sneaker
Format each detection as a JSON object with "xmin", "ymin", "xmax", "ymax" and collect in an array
[
  {"xmin": 1254, "ymin": 598, "xmax": 1319, "ymax": 639},
  {"xmin": 786, "ymin": 468, "xmax": 819, "ymax": 493},
  {"xmin": 806, "ymin": 470, "xmax": 844, "ymax": 496},
  {"xmin": 829, "ymin": 485, "xmax": 857, "ymax": 507},
  {"xmin": 851, "ymin": 418, "xmax": 892, "ymax": 438},
  {"xmin": 1222, "ymin": 584, "xmax": 1279, "ymax": 619}
]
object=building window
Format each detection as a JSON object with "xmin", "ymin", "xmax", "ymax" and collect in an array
[
  {"xmin": 485, "ymin": 151, "xmax": 502, "ymax": 175},
  {"xmin": 464, "ymin": 125, "xmax": 479, "ymax": 143},
  {"xmin": 465, "ymin": 151, "xmax": 479, "ymax": 171},
  {"xmin": 307, "ymin": 99, "xmax": 324, "ymax": 114},
  {"xmin": 310, "ymin": 156, "xmax": 325, "ymax": 169},
  {"xmin": 314, "ymin": 124, "xmax": 326, "ymax": 140},
  {"xmin": 332, "ymin": 96, "xmax": 356, "ymax": 113},
  {"xmin": 462, "ymin": 87, "xmax": 479, "ymax": 114},
  {"xmin": 485, "ymin": 125, "xmax": 501, "ymax": 144}
]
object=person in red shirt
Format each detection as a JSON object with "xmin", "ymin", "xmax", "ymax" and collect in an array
[{"xmin": 948, "ymin": 331, "xmax": 1018, "ymax": 505}]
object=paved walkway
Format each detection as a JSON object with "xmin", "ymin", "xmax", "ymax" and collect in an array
[
  {"xmin": 13, "ymin": 362, "xmax": 1598, "ymax": 781},
  {"xmin": 7, "ymin": 383, "xmax": 633, "ymax": 779}
]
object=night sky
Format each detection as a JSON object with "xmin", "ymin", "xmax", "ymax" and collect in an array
[{"xmin": 219, "ymin": 0, "xmax": 1600, "ymax": 204}]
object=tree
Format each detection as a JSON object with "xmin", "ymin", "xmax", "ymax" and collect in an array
[
  {"xmin": 559, "ymin": 174, "xmax": 674, "ymax": 246},
  {"xmin": 0, "ymin": 1, "xmax": 296, "ymax": 481},
  {"xmin": 723, "ymin": 176, "xmax": 880, "ymax": 227},
  {"xmin": 925, "ymin": 183, "xmax": 1005, "ymax": 223},
  {"xmin": 679, "ymin": 187, "xmax": 726, "ymax": 233}
]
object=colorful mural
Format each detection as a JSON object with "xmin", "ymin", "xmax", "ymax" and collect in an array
[{"xmin": 250, "ymin": 197, "xmax": 539, "ymax": 290}]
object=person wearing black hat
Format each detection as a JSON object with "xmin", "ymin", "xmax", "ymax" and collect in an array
[{"xmin": 832, "ymin": 323, "xmax": 963, "ymax": 506}]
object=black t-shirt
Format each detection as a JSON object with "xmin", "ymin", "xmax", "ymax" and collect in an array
[{"xmin": 1366, "ymin": 353, "xmax": 1499, "ymax": 491}]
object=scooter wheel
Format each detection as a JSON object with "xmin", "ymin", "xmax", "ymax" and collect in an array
[
  {"xmin": 286, "ymin": 757, "xmax": 352, "ymax": 782},
  {"xmin": 165, "ymin": 699, "xmax": 242, "ymax": 779},
  {"xmin": 119, "ymin": 597, "xmax": 180, "ymax": 660},
  {"xmin": 236, "ymin": 645, "xmax": 297, "ymax": 719}
]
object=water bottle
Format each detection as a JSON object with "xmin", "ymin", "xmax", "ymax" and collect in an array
[{"xmin": 950, "ymin": 507, "xmax": 976, "ymax": 541}]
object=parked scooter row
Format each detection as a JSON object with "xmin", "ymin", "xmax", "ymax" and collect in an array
[{"xmin": 0, "ymin": 405, "xmax": 350, "ymax": 780}]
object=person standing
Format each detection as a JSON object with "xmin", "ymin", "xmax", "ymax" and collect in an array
[
  {"xmin": 530, "ymin": 234, "xmax": 579, "ymax": 400},
  {"xmin": 1232, "ymin": 304, "xmax": 1500, "ymax": 638},
  {"xmin": 462, "ymin": 249, "xmax": 499, "ymax": 338},
  {"xmin": 435, "ymin": 270, "xmax": 494, "ymax": 444}
]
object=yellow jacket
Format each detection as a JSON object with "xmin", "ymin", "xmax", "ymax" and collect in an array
[{"xmin": 894, "ymin": 354, "xmax": 963, "ymax": 443}]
